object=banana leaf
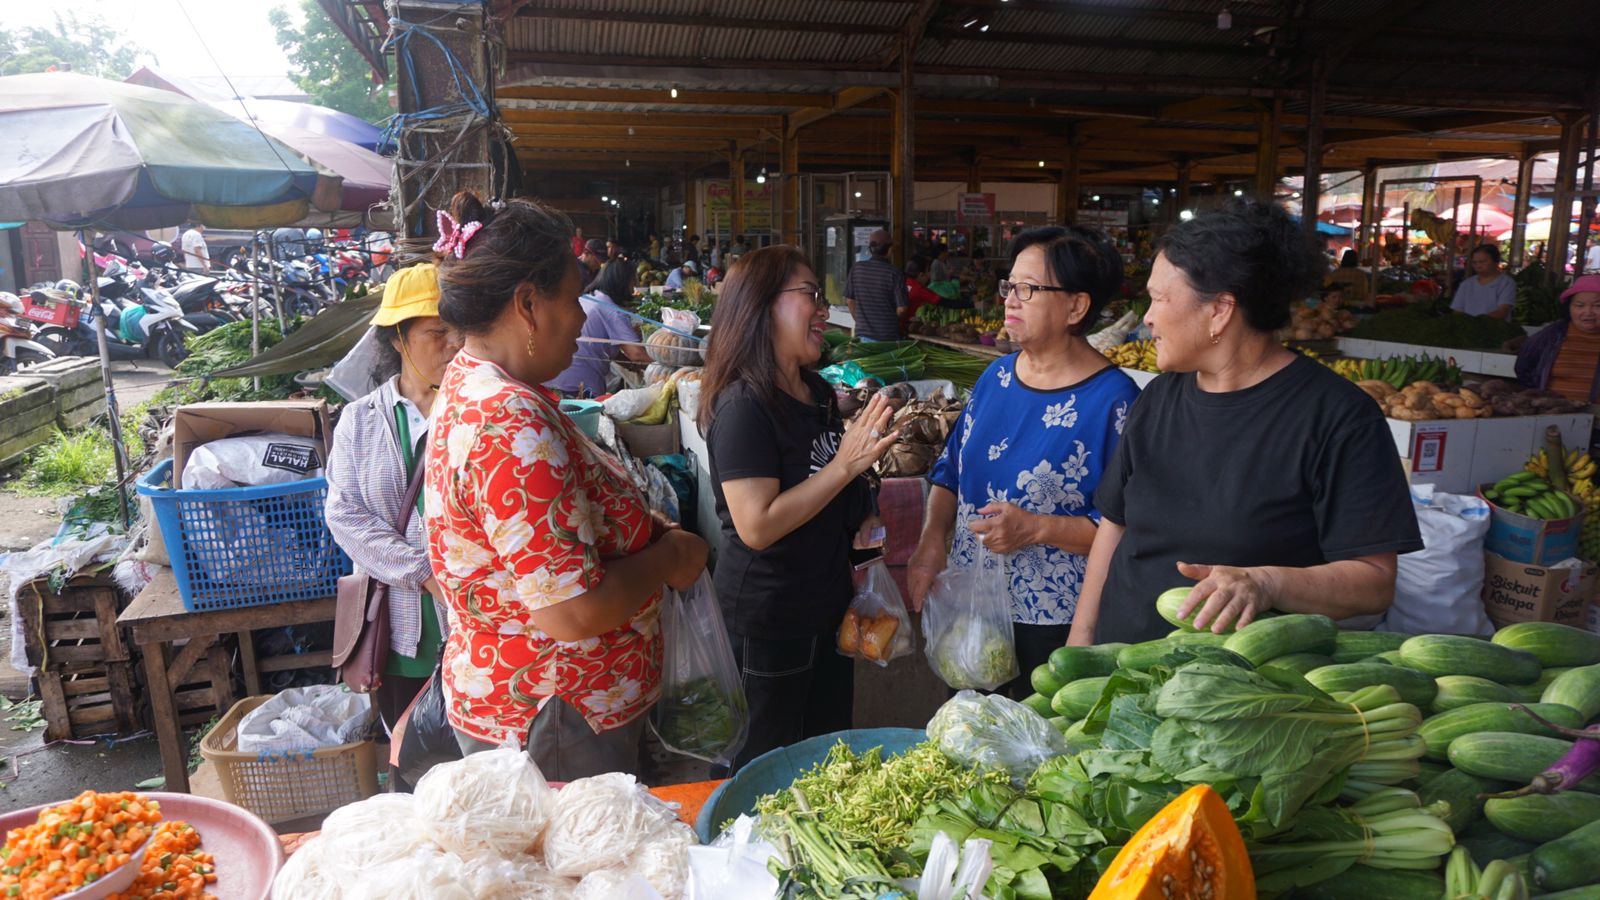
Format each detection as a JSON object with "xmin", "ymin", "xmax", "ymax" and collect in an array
[{"xmin": 208, "ymin": 294, "xmax": 381, "ymax": 378}]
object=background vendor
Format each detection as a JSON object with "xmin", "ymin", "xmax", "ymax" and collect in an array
[
  {"xmin": 908, "ymin": 225, "xmax": 1138, "ymax": 698},
  {"xmin": 1067, "ymin": 199, "xmax": 1422, "ymax": 645},
  {"xmin": 1450, "ymin": 244, "xmax": 1515, "ymax": 319},
  {"xmin": 325, "ymin": 263, "xmax": 462, "ymax": 774},
  {"xmin": 1515, "ymin": 273, "xmax": 1600, "ymax": 404}
]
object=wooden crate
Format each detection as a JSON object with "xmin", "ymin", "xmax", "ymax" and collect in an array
[{"xmin": 16, "ymin": 573, "xmax": 143, "ymax": 740}]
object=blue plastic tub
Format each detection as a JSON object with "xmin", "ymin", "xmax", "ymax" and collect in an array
[
  {"xmin": 136, "ymin": 459, "xmax": 351, "ymax": 612},
  {"xmin": 694, "ymin": 727, "xmax": 925, "ymax": 843},
  {"xmin": 559, "ymin": 399, "xmax": 603, "ymax": 439}
]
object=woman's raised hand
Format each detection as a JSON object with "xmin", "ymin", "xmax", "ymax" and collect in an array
[{"xmin": 830, "ymin": 392, "xmax": 899, "ymax": 479}]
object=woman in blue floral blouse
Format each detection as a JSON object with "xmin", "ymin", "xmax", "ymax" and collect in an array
[{"xmin": 907, "ymin": 225, "xmax": 1139, "ymax": 698}]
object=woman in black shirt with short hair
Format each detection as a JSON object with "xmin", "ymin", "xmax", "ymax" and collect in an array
[
  {"xmin": 700, "ymin": 246, "xmax": 899, "ymax": 770},
  {"xmin": 1068, "ymin": 199, "xmax": 1422, "ymax": 646}
]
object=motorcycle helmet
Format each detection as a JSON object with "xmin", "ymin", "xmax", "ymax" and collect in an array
[
  {"xmin": 305, "ymin": 228, "xmax": 324, "ymax": 243},
  {"xmin": 150, "ymin": 242, "xmax": 175, "ymax": 265},
  {"xmin": 102, "ymin": 259, "xmax": 126, "ymax": 279},
  {"xmin": 0, "ymin": 291, "xmax": 22, "ymax": 315},
  {"xmin": 55, "ymin": 279, "xmax": 80, "ymax": 296}
]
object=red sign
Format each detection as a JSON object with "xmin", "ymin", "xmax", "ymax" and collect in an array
[
  {"xmin": 1412, "ymin": 429, "xmax": 1448, "ymax": 474},
  {"xmin": 957, "ymin": 192, "xmax": 995, "ymax": 221}
]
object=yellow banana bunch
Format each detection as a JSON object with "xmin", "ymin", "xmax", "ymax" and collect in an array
[
  {"xmin": 1526, "ymin": 448, "xmax": 1598, "ymax": 483},
  {"xmin": 1102, "ymin": 340, "xmax": 1160, "ymax": 373},
  {"xmin": 1326, "ymin": 358, "xmax": 1364, "ymax": 380}
]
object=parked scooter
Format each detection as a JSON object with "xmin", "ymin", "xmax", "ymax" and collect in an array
[{"xmin": 0, "ymin": 291, "xmax": 56, "ymax": 374}]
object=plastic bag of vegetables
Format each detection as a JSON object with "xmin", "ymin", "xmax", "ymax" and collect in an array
[
  {"xmin": 921, "ymin": 550, "xmax": 1018, "ymax": 691},
  {"xmin": 837, "ymin": 558, "xmax": 914, "ymax": 666},
  {"xmin": 649, "ymin": 573, "xmax": 749, "ymax": 766},
  {"xmin": 926, "ymin": 689, "xmax": 1069, "ymax": 784}
]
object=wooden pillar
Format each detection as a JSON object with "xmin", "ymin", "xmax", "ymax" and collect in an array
[
  {"xmin": 1175, "ymin": 160, "xmax": 1194, "ymax": 211},
  {"xmin": 1549, "ymin": 113, "xmax": 1585, "ymax": 287},
  {"xmin": 1509, "ymin": 149, "xmax": 1538, "ymax": 269},
  {"xmin": 393, "ymin": 0, "xmax": 490, "ymax": 241},
  {"xmin": 1576, "ymin": 94, "xmax": 1599, "ymax": 274},
  {"xmin": 893, "ymin": 34, "xmax": 916, "ymax": 265},
  {"xmin": 1300, "ymin": 59, "xmax": 1328, "ymax": 244},
  {"xmin": 1357, "ymin": 163, "xmax": 1379, "ymax": 261},
  {"xmin": 781, "ymin": 123, "xmax": 801, "ymax": 247},
  {"xmin": 684, "ymin": 169, "xmax": 700, "ymax": 239},
  {"xmin": 728, "ymin": 142, "xmax": 746, "ymax": 240},
  {"xmin": 1058, "ymin": 142, "xmax": 1082, "ymax": 225},
  {"xmin": 1254, "ymin": 98, "xmax": 1284, "ymax": 199}
]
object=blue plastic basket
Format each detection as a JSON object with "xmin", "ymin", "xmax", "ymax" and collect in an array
[
  {"xmin": 136, "ymin": 459, "xmax": 351, "ymax": 612},
  {"xmin": 694, "ymin": 727, "xmax": 925, "ymax": 843}
]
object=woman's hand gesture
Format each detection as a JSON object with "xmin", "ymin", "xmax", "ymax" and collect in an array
[{"xmin": 830, "ymin": 392, "xmax": 899, "ymax": 479}]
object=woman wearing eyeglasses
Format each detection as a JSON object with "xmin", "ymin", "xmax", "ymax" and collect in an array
[
  {"xmin": 907, "ymin": 225, "xmax": 1141, "ymax": 697},
  {"xmin": 700, "ymin": 246, "xmax": 899, "ymax": 770}
]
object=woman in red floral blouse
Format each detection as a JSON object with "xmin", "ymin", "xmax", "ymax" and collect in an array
[{"xmin": 425, "ymin": 191, "xmax": 708, "ymax": 780}]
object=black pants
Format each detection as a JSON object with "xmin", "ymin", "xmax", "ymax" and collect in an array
[
  {"xmin": 719, "ymin": 633, "xmax": 855, "ymax": 775},
  {"xmin": 373, "ymin": 674, "xmax": 429, "ymax": 792},
  {"xmin": 999, "ymin": 622, "xmax": 1072, "ymax": 701}
]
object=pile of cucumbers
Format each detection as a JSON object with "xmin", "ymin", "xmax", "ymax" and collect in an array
[{"xmin": 1485, "ymin": 471, "xmax": 1581, "ymax": 520}]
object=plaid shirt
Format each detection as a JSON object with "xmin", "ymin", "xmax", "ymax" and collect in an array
[{"xmin": 324, "ymin": 377, "xmax": 442, "ymax": 659}]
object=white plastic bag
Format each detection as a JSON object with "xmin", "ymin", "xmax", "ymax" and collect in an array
[
  {"xmin": 660, "ymin": 307, "xmax": 701, "ymax": 333},
  {"xmin": 688, "ymin": 815, "xmax": 782, "ymax": 900},
  {"xmin": 837, "ymin": 558, "xmax": 914, "ymax": 666},
  {"xmin": 922, "ymin": 549, "xmax": 1018, "ymax": 691},
  {"xmin": 915, "ymin": 831, "xmax": 995, "ymax": 900},
  {"xmin": 926, "ymin": 690, "xmax": 1068, "ymax": 785},
  {"xmin": 604, "ymin": 383, "xmax": 664, "ymax": 421},
  {"xmin": 650, "ymin": 573, "xmax": 749, "ymax": 766},
  {"xmin": 237, "ymin": 685, "xmax": 373, "ymax": 753},
  {"xmin": 1382, "ymin": 484, "xmax": 1495, "ymax": 636},
  {"xmin": 183, "ymin": 432, "xmax": 323, "ymax": 489}
]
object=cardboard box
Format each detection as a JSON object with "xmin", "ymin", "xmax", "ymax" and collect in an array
[
  {"xmin": 616, "ymin": 409, "xmax": 682, "ymax": 458},
  {"xmin": 1479, "ymin": 484, "xmax": 1585, "ymax": 565},
  {"xmin": 171, "ymin": 400, "xmax": 334, "ymax": 488},
  {"xmin": 1481, "ymin": 551, "xmax": 1598, "ymax": 628}
]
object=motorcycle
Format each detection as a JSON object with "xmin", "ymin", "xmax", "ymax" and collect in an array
[
  {"xmin": 0, "ymin": 292, "xmax": 56, "ymax": 375},
  {"xmin": 31, "ymin": 275, "xmax": 194, "ymax": 367}
]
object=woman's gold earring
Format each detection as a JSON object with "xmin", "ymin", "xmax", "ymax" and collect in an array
[
  {"xmin": 1209, "ymin": 330, "xmax": 1219, "ymax": 345},
  {"xmin": 526, "ymin": 330, "xmax": 538, "ymax": 359}
]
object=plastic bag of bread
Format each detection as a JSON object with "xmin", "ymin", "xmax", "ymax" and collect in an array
[{"xmin": 836, "ymin": 558, "xmax": 913, "ymax": 666}]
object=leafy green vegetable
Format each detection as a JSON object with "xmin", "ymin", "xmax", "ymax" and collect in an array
[
  {"xmin": 929, "ymin": 616, "xmax": 1018, "ymax": 690},
  {"xmin": 1347, "ymin": 305, "xmax": 1524, "ymax": 350},
  {"xmin": 754, "ymin": 741, "xmax": 1006, "ymax": 877},
  {"xmin": 154, "ymin": 318, "xmax": 297, "ymax": 406},
  {"xmin": 655, "ymin": 675, "xmax": 743, "ymax": 760}
]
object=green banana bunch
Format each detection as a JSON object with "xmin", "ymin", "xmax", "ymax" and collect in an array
[{"xmin": 1485, "ymin": 471, "xmax": 1580, "ymax": 519}]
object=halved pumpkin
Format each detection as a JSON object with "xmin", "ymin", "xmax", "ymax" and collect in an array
[{"xmin": 1089, "ymin": 784, "xmax": 1255, "ymax": 900}]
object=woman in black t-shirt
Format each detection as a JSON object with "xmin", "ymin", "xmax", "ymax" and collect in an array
[
  {"xmin": 700, "ymin": 246, "xmax": 900, "ymax": 770},
  {"xmin": 1068, "ymin": 200, "xmax": 1422, "ymax": 646}
]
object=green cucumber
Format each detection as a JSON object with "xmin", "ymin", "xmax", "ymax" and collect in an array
[
  {"xmin": 1222, "ymin": 613, "xmax": 1339, "ymax": 666},
  {"xmin": 1030, "ymin": 664, "xmax": 1065, "ymax": 698},
  {"xmin": 1306, "ymin": 662, "xmax": 1438, "ymax": 708},
  {"xmin": 1156, "ymin": 587, "xmax": 1201, "ymax": 632},
  {"xmin": 1260, "ymin": 652, "xmax": 1336, "ymax": 675},
  {"xmin": 1542, "ymin": 665, "xmax": 1600, "ymax": 722},
  {"xmin": 1493, "ymin": 622, "xmax": 1600, "ymax": 667},
  {"xmin": 1051, "ymin": 676, "xmax": 1111, "ymax": 720},
  {"xmin": 1527, "ymin": 886, "xmax": 1600, "ymax": 898},
  {"xmin": 1289, "ymin": 864, "xmax": 1444, "ymax": 899},
  {"xmin": 1485, "ymin": 793, "xmax": 1600, "ymax": 843},
  {"xmin": 1401, "ymin": 634, "xmax": 1544, "ymax": 684},
  {"xmin": 1046, "ymin": 715, "xmax": 1074, "ymax": 735},
  {"xmin": 1419, "ymin": 767, "xmax": 1512, "ymax": 833},
  {"xmin": 1373, "ymin": 649, "xmax": 1406, "ymax": 665},
  {"xmin": 1511, "ymin": 668, "xmax": 1575, "ymax": 704},
  {"xmin": 1420, "ymin": 703, "xmax": 1587, "ymax": 760},
  {"xmin": 1448, "ymin": 733, "xmax": 1600, "ymax": 794},
  {"xmin": 1020, "ymin": 692, "xmax": 1055, "ymax": 719},
  {"xmin": 1460, "ymin": 820, "xmax": 1541, "ymax": 867},
  {"xmin": 1532, "ymin": 818, "xmax": 1600, "ymax": 892},
  {"xmin": 1434, "ymin": 675, "xmax": 1523, "ymax": 712},
  {"xmin": 1047, "ymin": 644, "xmax": 1121, "ymax": 683},
  {"xmin": 1331, "ymin": 630, "xmax": 1412, "ymax": 664}
]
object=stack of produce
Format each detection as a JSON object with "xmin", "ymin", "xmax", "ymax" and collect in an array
[
  {"xmin": 907, "ymin": 306, "xmax": 1003, "ymax": 342},
  {"xmin": 857, "ymin": 392, "xmax": 963, "ymax": 478},
  {"xmin": 1524, "ymin": 444, "xmax": 1599, "ymax": 561},
  {"xmin": 1340, "ymin": 354, "xmax": 1463, "ymax": 390},
  {"xmin": 1348, "ymin": 305, "xmax": 1526, "ymax": 351},
  {"xmin": 1484, "ymin": 471, "xmax": 1582, "ymax": 520},
  {"xmin": 1467, "ymin": 379, "xmax": 1594, "ymax": 417},
  {"xmin": 1356, "ymin": 378, "xmax": 1491, "ymax": 420},
  {"xmin": 1102, "ymin": 338, "xmax": 1158, "ymax": 373},
  {"xmin": 1512, "ymin": 263, "xmax": 1561, "ymax": 327},
  {"xmin": 634, "ymin": 260, "xmax": 667, "ymax": 287},
  {"xmin": 0, "ymin": 791, "xmax": 217, "ymax": 900},
  {"xmin": 274, "ymin": 749, "xmax": 696, "ymax": 899},
  {"xmin": 1277, "ymin": 303, "xmax": 1357, "ymax": 342}
]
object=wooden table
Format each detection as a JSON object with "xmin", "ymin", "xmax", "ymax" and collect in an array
[{"xmin": 118, "ymin": 568, "xmax": 337, "ymax": 793}]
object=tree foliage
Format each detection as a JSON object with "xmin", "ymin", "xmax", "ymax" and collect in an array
[
  {"xmin": 0, "ymin": 12, "xmax": 145, "ymax": 78},
  {"xmin": 269, "ymin": 0, "xmax": 391, "ymax": 124}
]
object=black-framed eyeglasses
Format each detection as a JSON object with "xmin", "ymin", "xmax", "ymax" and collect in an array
[
  {"xmin": 779, "ymin": 284, "xmax": 828, "ymax": 309},
  {"xmin": 999, "ymin": 279, "xmax": 1073, "ymax": 302}
]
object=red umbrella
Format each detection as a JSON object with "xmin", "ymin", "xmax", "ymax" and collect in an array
[{"xmin": 1440, "ymin": 203, "xmax": 1513, "ymax": 234}]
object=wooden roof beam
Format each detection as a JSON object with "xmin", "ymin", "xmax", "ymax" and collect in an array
[
  {"xmin": 513, "ymin": 7, "xmax": 900, "ymax": 36},
  {"xmin": 497, "ymin": 86, "xmax": 838, "ymax": 109},
  {"xmin": 1076, "ymin": 96, "xmax": 1252, "ymax": 138},
  {"xmin": 500, "ymin": 109, "xmax": 784, "ymax": 130},
  {"xmin": 786, "ymin": 87, "xmax": 888, "ymax": 137},
  {"xmin": 923, "ymin": 25, "xmax": 1266, "ymax": 58}
]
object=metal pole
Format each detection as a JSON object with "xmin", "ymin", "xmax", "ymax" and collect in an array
[
  {"xmin": 250, "ymin": 234, "xmax": 262, "ymax": 392},
  {"xmin": 80, "ymin": 230, "xmax": 130, "ymax": 529}
]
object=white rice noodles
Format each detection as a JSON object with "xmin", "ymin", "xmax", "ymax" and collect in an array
[
  {"xmin": 542, "ymin": 772, "xmax": 681, "ymax": 878},
  {"xmin": 413, "ymin": 747, "xmax": 554, "ymax": 859}
]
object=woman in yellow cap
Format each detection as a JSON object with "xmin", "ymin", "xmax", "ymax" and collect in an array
[{"xmin": 324, "ymin": 262, "xmax": 463, "ymax": 777}]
